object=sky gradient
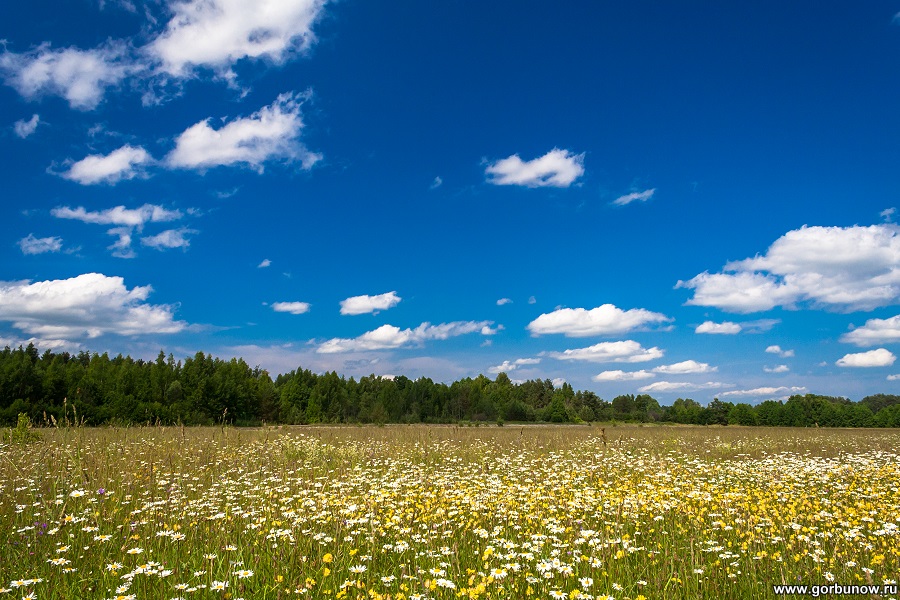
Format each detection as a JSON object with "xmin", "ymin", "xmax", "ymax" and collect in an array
[{"xmin": 3, "ymin": 0, "xmax": 900, "ymax": 403}]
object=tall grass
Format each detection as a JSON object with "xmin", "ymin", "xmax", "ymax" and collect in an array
[{"xmin": 1, "ymin": 424, "xmax": 898, "ymax": 599}]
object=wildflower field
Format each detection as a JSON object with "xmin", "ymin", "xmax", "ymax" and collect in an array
[{"xmin": 1, "ymin": 425, "xmax": 898, "ymax": 600}]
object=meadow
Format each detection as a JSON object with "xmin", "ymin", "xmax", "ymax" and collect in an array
[{"xmin": 1, "ymin": 424, "xmax": 898, "ymax": 600}]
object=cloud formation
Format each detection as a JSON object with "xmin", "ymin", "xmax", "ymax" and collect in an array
[
  {"xmin": 835, "ymin": 348, "xmax": 896, "ymax": 368},
  {"xmin": 764, "ymin": 365, "xmax": 790, "ymax": 373},
  {"xmin": 165, "ymin": 93, "xmax": 320, "ymax": 171},
  {"xmin": 765, "ymin": 345, "xmax": 795, "ymax": 358},
  {"xmin": 0, "ymin": 273, "xmax": 185, "ymax": 338},
  {"xmin": 13, "ymin": 114, "xmax": 40, "ymax": 138},
  {"xmin": 678, "ymin": 225, "xmax": 900, "ymax": 313},
  {"xmin": 145, "ymin": 0, "xmax": 327, "ymax": 78},
  {"xmin": 549, "ymin": 340, "xmax": 663, "ymax": 363},
  {"xmin": 488, "ymin": 357, "xmax": 540, "ymax": 374},
  {"xmin": 0, "ymin": 43, "xmax": 131, "ymax": 110},
  {"xmin": 638, "ymin": 381, "xmax": 729, "ymax": 394},
  {"xmin": 339, "ymin": 291, "xmax": 401, "ymax": 315},
  {"xmin": 485, "ymin": 148, "xmax": 584, "ymax": 188},
  {"xmin": 60, "ymin": 145, "xmax": 153, "ymax": 185},
  {"xmin": 719, "ymin": 386, "xmax": 807, "ymax": 398},
  {"xmin": 652, "ymin": 360, "xmax": 716, "ymax": 374},
  {"xmin": 18, "ymin": 234, "xmax": 63, "ymax": 255},
  {"xmin": 695, "ymin": 320, "xmax": 742, "ymax": 334},
  {"xmin": 141, "ymin": 228, "xmax": 197, "ymax": 250},
  {"xmin": 318, "ymin": 321, "xmax": 494, "ymax": 353},
  {"xmin": 52, "ymin": 204, "xmax": 183, "ymax": 228},
  {"xmin": 841, "ymin": 315, "xmax": 900, "ymax": 347},
  {"xmin": 592, "ymin": 369, "xmax": 654, "ymax": 382},
  {"xmin": 527, "ymin": 304, "xmax": 672, "ymax": 337},
  {"xmin": 272, "ymin": 301, "xmax": 311, "ymax": 315},
  {"xmin": 612, "ymin": 188, "xmax": 655, "ymax": 207}
]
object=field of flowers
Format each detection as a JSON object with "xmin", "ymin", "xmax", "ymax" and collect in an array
[{"xmin": 1, "ymin": 424, "xmax": 898, "ymax": 599}]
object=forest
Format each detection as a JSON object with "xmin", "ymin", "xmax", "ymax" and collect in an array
[{"xmin": 1, "ymin": 343, "xmax": 899, "ymax": 427}]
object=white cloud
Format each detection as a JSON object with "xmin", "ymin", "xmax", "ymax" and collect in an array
[
  {"xmin": 272, "ymin": 301, "xmax": 311, "ymax": 315},
  {"xmin": 485, "ymin": 148, "xmax": 584, "ymax": 188},
  {"xmin": 18, "ymin": 234, "xmax": 63, "ymax": 255},
  {"xmin": 695, "ymin": 320, "xmax": 742, "ymax": 334},
  {"xmin": 60, "ymin": 145, "xmax": 153, "ymax": 185},
  {"xmin": 0, "ymin": 43, "xmax": 131, "ymax": 110},
  {"xmin": 841, "ymin": 315, "xmax": 900, "ymax": 347},
  {"xmin": 678, "ymin": 224, "xmax": 900, "ymax": 313},
  {"xmin": 528, "ymin": 296, "xmax": 537, "ymax": 304},
  {"xmin": 496, "ymin": 298, "xmax": 512, "ymax": 306},
  {"xmin": 52, "ymin": 204, "xmax": 183, "ymax": 229},
  {"xmin": 258, "ymin": 259, "xmax": 272, "ymax": 268},
  {"xmin": 13, "ymin": 114, "xmax": 40, "ymax": 138},
  {"xmin": 105, "ymin": 227, "xmax": 134, "ymax": 258},
  {"xmin": 528, "ymin": 304, "xmax": 672, "ymax": 337},
  {"xmin": 765, "ymin": 345, "xmax": 795, "ymax": 358},
  {"xmin": 887, "ymin": 374, "xmax": 900, "ymax": 381},
  {"xmin": 317, "ymin": 321, "xmax": 494, "ymax": 353},
  {"xmin": 652, "ymin": 360, "xmax": 716, "ymax": 375},
  {"xmin": 612, "ymin": 188, "xmax": 655, "ymax": 207},
  {"xmin": 480, "ymin": 324, "xmax": 504, "ymax": 335},
  {"xmin": 882, "ymin": 207, "xmax": 896, "ymax": 222},
  {"xmin": 488, "ymin": 357, "xmax": 540, "ymax": 374},
  {"xmin": 638, "ymin": 381, "xmax": 730, "ymax": 394},
  {"xmin": 141, "ymin": 227, "xmax": 197, "ymax": 250},
  {"xmin": 719, "ymin": 386, "xmax": 807, "ymax": 398},
  {"xmin": 764, "ymin": 365, "xmax": 790, "ymax": 373},
  {"xmin": 339, "ymin": 291, "xmax": 401, "ymax": 316},
  {"xmin": 835, "ymin": 348, "xmax": 896, "ymax": 368},
  {"xmin": 0, "ymin": 273, "xmax": 185, "ymax": 338},
  {"xmin": 430, "ymin": 176, "xmax": 443, "ymax": 189},
  {"xmin": 145, "ymin": 0, "xmax": 327, "ymax": 78},
  {"xmin": 551, "ymin": 377, "xmax": 567, "ymax": 388},
  {"xmin": 592, "ymin": 369, "xmax": 655, "ymax": 382},
  {"xmin": 549, "ymin": 340, "xmax": 664, "ymax": 363},
  {"xmin": 165, "ymin": 92, "xmax": 319, "ymax": 171}
]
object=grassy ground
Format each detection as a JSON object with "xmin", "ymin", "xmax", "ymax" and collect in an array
[{"xmin": 1, "ymin": 424, "xmax": 898, "ymax": 599}]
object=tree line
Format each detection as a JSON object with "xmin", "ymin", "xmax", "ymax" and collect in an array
[{"xmin": 1, "ymin": 344, "xmax": 899, "ymax": 427}]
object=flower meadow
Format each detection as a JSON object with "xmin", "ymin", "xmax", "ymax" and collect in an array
[{"xmin": 1, "ymin": 425, "xmax": 898, "ymax": 600}]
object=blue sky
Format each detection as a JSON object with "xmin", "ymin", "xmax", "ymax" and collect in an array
[{"xmin": 3, "ymin": 0, "xmax": 900, "ymax": 404}]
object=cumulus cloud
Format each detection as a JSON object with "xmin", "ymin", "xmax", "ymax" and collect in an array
[
  {"xmin": 272, "ymin": 301, "xmax": 311, "ymax": 315},
  {"xmin": 764, "ymin": 365, "xmax": 790, "ymax": 373},
  {"xmin": 0, "ymin": 43, "xmax": 131, "ymax": 110},
  {"xmin": 678, "ymin": 224, "xmax": 900, "ymax": 313},
  {"xmin": 612, "ymin": 188, "xmax": 655, "ymax": 207},
  {"xmin": 18, "ymin": 234, "xmax": 63, "ymax": 255},
  {"xmin": 719, "ymin": 386, "xmax": 807, "ymax": 398},
  {"xmin": 0, "ymin": 273, "xmax": 185, "ymax": 338},
  {"xmin": 258, "ymin": 259, "xmax": 272, "ymax": 268},
  {"xmin": 59, "ymin": 145, "xmax": 153, "ymax": 185},
  {"xmin": 488, "ymin": 357, "xmax": 540, "ymax": 374},
  {"xmin": 52, "ymin": 204, "xmax": 183, "ymax": 228},
  {"xmin": 339, "ymin": 291, "xmax": 401, "ymax": 316},
  {"xmin": 695, "ymin": 320, "xmax": 742, "ymax": 334},
  {"xmin": 141, "ymin": 227, "xmax": 197, "ymax": 250},
  {"xmin": 317, "ymin": 321, "xmax": 494, "ymax": 353},
  {"xmin": 835, "ymin": 348, "xmax": 896, "ymax": 368},
  {"xmin": 165, "ymin": 92, "xmax": 319, "ymax": 171},
  {"xmin": 592, "ymin": 370, "xmax": 654, "ymax": 382},
  {"xmin": 527, "ymin": 304, "xmax": 672, "ymax": 337},
  {"xmin": 638, "ymin": 381, "xmax": 730, "ymax": 394},
  {"xmin": 652, "ymin": 360, "xmax": 716, "ymax": 375},
  {"xmin": 145, "ymin": 0, "xmax": 327, "ymax": 78},
  {"xmin": 765, "ymin": 345, "xmax": 795, "ymax": 358},
  {"xmin": 549, "ymin": 340, "xmax": 664, "ymax": 363},
  {"xmin": 106, "ymin": 227, "xmax": 135, "ymax": 258},
  {"xmin": 496, "ymin": 298, "xmax": 512, "ymax": 306},
  {"xmin": 841, "ymin": 315, "xmax": 900, "ymax": 346},
  {"xmin": 13, "ymin": 114, "xmax": 40, "ymax": 138},
  {"xmin": 485, "ymin": 148, "xmax": 584, "ymax": 188}
]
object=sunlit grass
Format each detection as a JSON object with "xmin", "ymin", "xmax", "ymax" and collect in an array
[{"xmin": 1, "ymin": 424, "xmax": 898, "ymax": 599}]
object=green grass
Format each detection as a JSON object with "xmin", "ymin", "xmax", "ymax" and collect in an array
[{"xmin": 1, "ymin": 424, "xmax": 898, "ymax": 599}]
